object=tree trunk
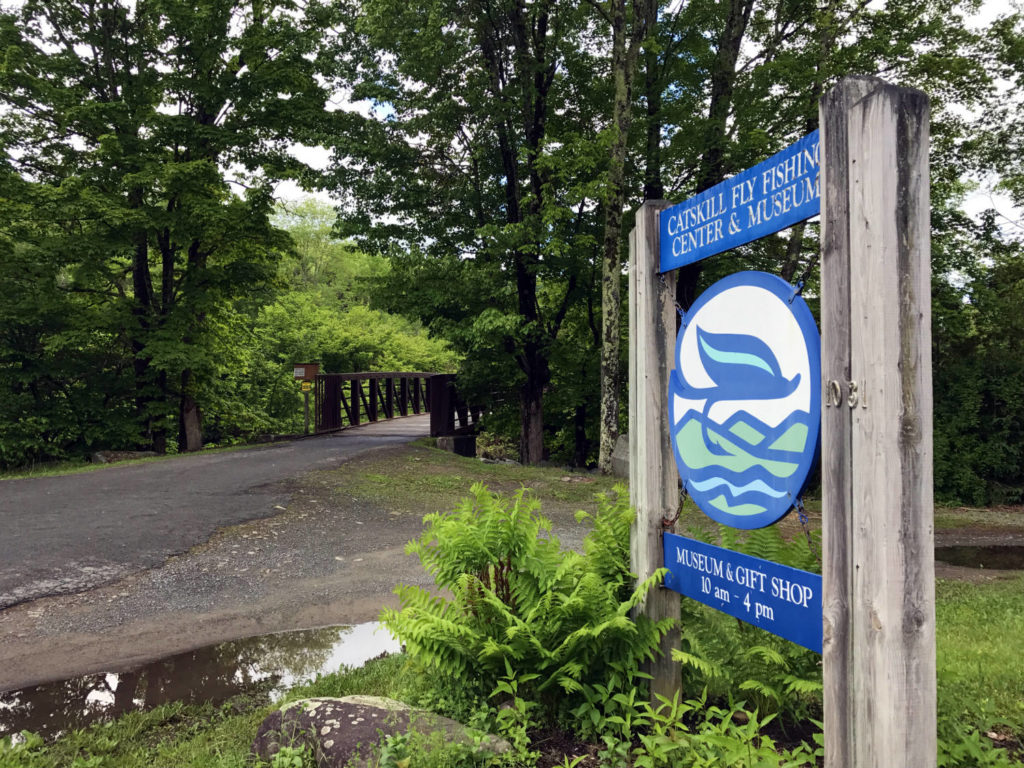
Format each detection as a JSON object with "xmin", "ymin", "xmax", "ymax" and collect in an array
[
  {"xmin": 129, "ymin": 187, "xmax": 161, "ymax": 452},
  {"xmin": 598, "ymin": 0, "xmax": 653, "ymax": 474},
  {"xmin": 676, "ymin": 0, "xmax": 754, "ymax": 311},
  {"xmin": 176, "ymin": 239, "xmax": 207, "ymax": 453},
  {"xmin": 178, "ymin": 368, "xmax": 203, "ymax": 452},
  {"xmin": 780, "ymin": 221, "xmax": 808, "ymax": 282},
  {"xmin": 574, "ymin": 402, "xmax": 588, "ymax": 467},
  {"xmin": 519, "ymin": 341, "xmax": 547, "ymax": 464},
  {"xmin": 475, "ymin": 3, "xmax": 558, "ymax": 465},
  {"xmin": 643, "ymin": 36, "xmax": 664, "ymax": 201}
]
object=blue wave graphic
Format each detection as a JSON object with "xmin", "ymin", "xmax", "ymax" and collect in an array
[
  {"xmin": 690, "ymin": 476, "xmax": 788, "ymax": 499},
  {"xmin": 668, "ymin": 274, "xmax": 821, "ymax": 529}
]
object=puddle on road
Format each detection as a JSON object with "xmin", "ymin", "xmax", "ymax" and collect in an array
[
  {"xmin": 0, "ymin": 622, "xmax": 401, "ymax": 741},
  {"xmin": 935, "ymin": 545, "xmax": 1024, "ymax": 570}
]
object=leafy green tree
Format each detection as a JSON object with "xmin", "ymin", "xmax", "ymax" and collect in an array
[
  {"xmin": 328, "ymin": 0, "xmax": 607, "ymax": 463},
  {"xmin": 593, "ymin": 0, "xmax": 657, "ymax": 474},
  {"xmin": 273, "ymin": 199, "xmax": 389, "ymax": 305},
  {"xmin": 0, "ymin": 178, "xmax": 138, "ymax": 466},
  {"xmin": 0, "ymin": 0, "xmax": 340, "ymax": 452}
]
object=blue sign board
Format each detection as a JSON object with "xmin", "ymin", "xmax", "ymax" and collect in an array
[
  {"xmin": 669, "ymin": 272, "xmax": 821, "ymax": 530},
  {"xmin": 659, "ymin": 131, "xmax": 820, "ymax": 273},
  {"xmin": 663, "ymin": 532, "xmax": 822, "ymax": 653}
]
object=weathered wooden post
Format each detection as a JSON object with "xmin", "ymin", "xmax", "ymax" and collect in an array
[
  {"xmin": 349, "ymin": 378, "xmax": 361, "ymax": 426},
  {"xmin": 628, "ymin": 199, "xmax": 682, "ymax": 702},
  {"xmin": 820, "ymin": 76, "xmax": 935, "ymax": 768}
]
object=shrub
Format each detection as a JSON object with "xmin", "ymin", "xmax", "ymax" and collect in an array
[{"xmin": 381, "ymin": 484, "xmax": 673, "ymax": 725}]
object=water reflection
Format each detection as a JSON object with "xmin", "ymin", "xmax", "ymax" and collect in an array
[
  {"xmin": 935, "ymin": 545, "xmax": 1024, "ymax": 570},
  {"xmin": 0, "ymin": 622, "xmax": 400, "ymax": 741}
]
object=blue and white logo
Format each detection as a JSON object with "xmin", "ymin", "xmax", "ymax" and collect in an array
[{"xmin": 669, "ymin": 271, "xmax": 821, "ymax": 529}]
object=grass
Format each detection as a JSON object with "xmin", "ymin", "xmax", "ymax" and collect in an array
[
  {"xmin": 937, "ymin": 574, "xmax": 1024, "ymax": 736},
  {"xmin": 935, "ymin": 505, "xmax": 1024, "ymax": 533},
  {"xmin": 282, "ymin": 653, "xmax": 413, "ymax": 704},
  {"xmin": 0, "ymin": 656, "xmax": 483, "ymax": 768},
  {"xmin": 0, "ymin": 697, "xmax": 272, "ymax": 768},
  {"xmin": 0, "ymin": 441, "xmax": 289, "ymax": 483},
  {"xmin": 313, "ymin": 440, "xmax": 622, "ymax": 520}
]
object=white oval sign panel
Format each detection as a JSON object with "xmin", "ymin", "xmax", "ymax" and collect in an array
[{"xmin": 668, "ymin": 271, "xmax": 821, "ymax": 529}]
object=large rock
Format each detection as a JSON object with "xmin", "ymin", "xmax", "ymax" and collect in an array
[
  {"xmin": 610, "ymin": 433, "xmax": 630, "ymax": 479},
  {"xmin": 252, "ymin": 696, "xmax": 509, "ymax": 768}
]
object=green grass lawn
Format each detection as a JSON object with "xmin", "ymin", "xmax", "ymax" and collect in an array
[
  {"xmin": 937, "ymin": 575, "xmax": 1024, "ymax": 736},
  {"xmin": 0, "ymin": 698, "xmax": 272, "ymax": 768},
  {"xmin": 313, "ymin": 439, "xmax": 624, "ymax": 520}
]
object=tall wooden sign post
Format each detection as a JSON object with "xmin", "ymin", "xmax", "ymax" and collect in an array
[
  {"xmin": 628, "ymin": 75, "xmax": 936, "ymax": 766},
  {"xmin": 820, "ymin": 76, "xmax": 935, "ymax": 768},
  {"xmin": 628, "ymin": 199, "xmax": 681, "ymax": 701}
]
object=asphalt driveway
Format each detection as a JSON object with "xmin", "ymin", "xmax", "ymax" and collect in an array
[{"xmin": 0, "ymin": 416, "xmax": 430, "ymax": 609}]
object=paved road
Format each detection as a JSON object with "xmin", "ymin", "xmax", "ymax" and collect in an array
[{"xmin": 0, "ymin": 416, "xmax": 431, "ymax": 609}]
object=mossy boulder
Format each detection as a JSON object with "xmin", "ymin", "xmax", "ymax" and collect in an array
[{"xmin": 252, "ymin": 695, "xmax": 508, "ymax": 768}]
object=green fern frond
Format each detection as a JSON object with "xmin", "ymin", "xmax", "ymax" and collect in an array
[
  {"xmin": 672, "ymin": 649, "xmax": 724, "ymax": 680},
  {"xmin": 743, "ymin": 644, "xmax": 788, "ymax": 668}
]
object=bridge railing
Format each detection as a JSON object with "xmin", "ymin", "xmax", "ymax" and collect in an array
[
  {"xmin": 424, "ymin": 374, "xmax": 483, "ymax": 437},
  {"xmin": 315, "ymin": 372, "xmax": 433, "ymax": 432},
  {"xmin": 314, "ymin": 372, "xmax": 482, "ymax": 436}
]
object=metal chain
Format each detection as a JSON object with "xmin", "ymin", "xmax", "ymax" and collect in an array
[
  {"xmin": 657, "ymin": 273, "xmax": 687, "ymax": 319},
  {"xmin": 795, "ymin": 497, "xmax": 821, "ymax": 562},
  {"xmin": 663, "ymin": 486, "xmax": 687, "ymax": 529},
  {"xmin": 788, "ymin": 253, "xmax": 821, "ymax": 304}
]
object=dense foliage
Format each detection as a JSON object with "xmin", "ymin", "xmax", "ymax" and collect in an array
[
  {"xmin": 3, "ymin": 0, "xmax": 1024, "ymax": 492},
  {"xmin": 382, "ymin": 486, "xmax": 827, "ymax": 765},
  {"xmin": 0, "ymin": 2, "xmax": 453, "ymax": 467},
  {"xmin": 383, "ymin": 485, "xmax": 673, "ymax": 723},
  {"xmin": 0, "ymin": 190, "xmax": 454, "ymax": 466},
  {"xmin": 381, "ymin": 487, "xmax": 1020, "ymax": 766}
]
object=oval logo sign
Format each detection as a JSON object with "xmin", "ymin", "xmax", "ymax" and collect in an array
[{"xmin": 668, "ymin": 271, "xmax": 821, "ymax": 529}]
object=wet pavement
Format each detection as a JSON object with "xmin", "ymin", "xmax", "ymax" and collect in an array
[
  {"xmin": 0, "ymin": 455, "xmax": 435, "ymax": 693},
  {"xmin": 0, "ymin": 622, "xmax": 401, "ymax": 741}
]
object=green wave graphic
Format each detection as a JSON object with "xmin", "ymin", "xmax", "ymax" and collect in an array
[
  {"xmin": 768, "ymin": 422, "xmax": 808, "ymax": 452},
  {"xmin": 709, "ymin": 495, "xmax": 766, "ymax": 516},
  {"xmin": 729, "ymin": 419, "xmax": 765, "ymax": 445},
  {"xmin": 675, "ymin": 418, "xmax": 799, "ymax": 478}
]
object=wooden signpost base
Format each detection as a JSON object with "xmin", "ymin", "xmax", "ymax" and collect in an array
[{"xmin": 627, "ymin": 199, "xmax": 681, "ymax": 703}]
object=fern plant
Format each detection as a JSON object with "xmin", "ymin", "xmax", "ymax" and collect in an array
[{"xmin": 381, "ymin": 484, "xmax": 674, "ymax": 723}]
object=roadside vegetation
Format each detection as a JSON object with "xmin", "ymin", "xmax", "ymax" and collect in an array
[
  {"xmin": 2, "ymin": 446, "xmax": 1022, "ymax": 767},
  {"xmin": 2, "ymin": 1, "xmax": 1022, "ymax": 765}
]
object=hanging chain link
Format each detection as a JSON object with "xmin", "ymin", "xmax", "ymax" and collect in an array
[
  {"xmin": 788, "ymin": 253, "xmax": 821, "ymax": 304},
  {"xmin": 657, "ymin": 273, "xmax": 686, "ymax": 319},
  {"xmin": 794, "ymin": 497, "xmax": 821, "ymax": 562},
  {"xmin": 663, "ymin": 486, "xmax": 687, "ymax": 529}
]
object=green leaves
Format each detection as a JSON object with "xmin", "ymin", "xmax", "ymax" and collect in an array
[
  {"xmin": 382, "ymin": 484, "xmax": 673, "ymax": 724},
  {"xmin": 0, "ymin": 0, "xmax": 346, "ymax": 456}
]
